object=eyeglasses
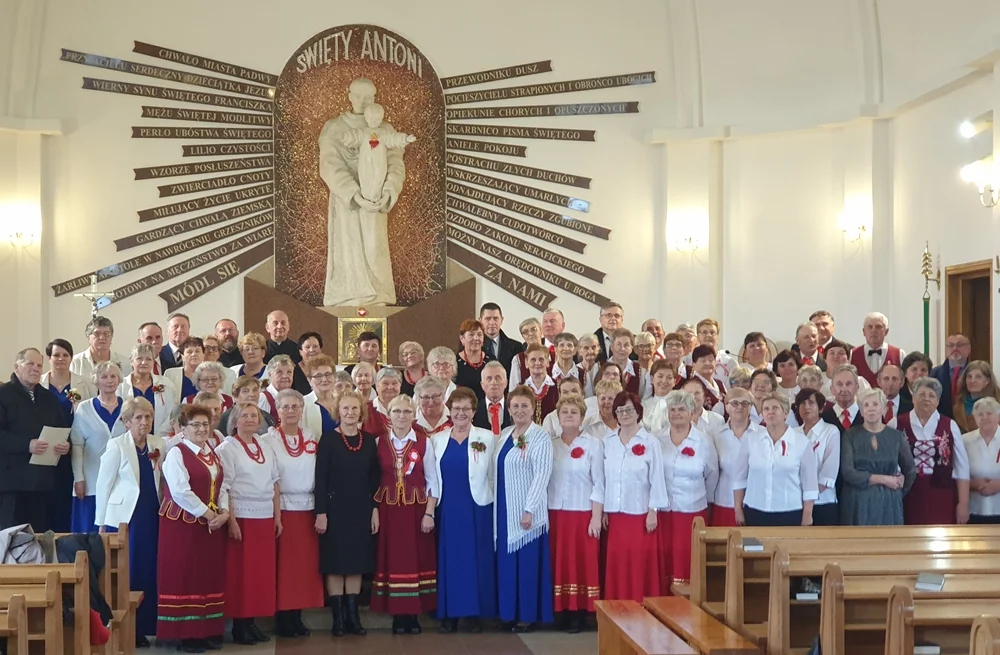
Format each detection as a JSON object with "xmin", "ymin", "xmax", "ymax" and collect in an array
[
  {"xmin": 401, "ymin": 350, "xmax": 422, "ymax": 357},
  {"xmin": 602, "ymin": 312, "xmax": 623, "ymax": 320},
  {"xmin": 311, "ymin": 372, "xmax": 335, "ymax": 380},
  {"xmin": 419, "ymin": 393, "xmax": 444, "ymax": 402},
  {"xmin": 242, "ymin": 346, "xmax": 263, "ymax": 353},
  {"xmin": 450, "ymin": 405, "xmax": 473, "ymax": 413},
  {"xmin": 204, "ymin": 346, "xmax": 220, "ymax": 353},
  {"xmin": 946, "ymin": 341, "xmax": 970, "ymax": 349},
  {"xmin": 431, "ymin": 362, "xmax": 452, "ymax": 370},
  {"xmin": 187, "ymin": 422, "xmax": 210, "ymax": 431},
  {"xmin": 728, "ymin": 400, "xmax": 752, "ymax": 408},
  {"xmin": 200, "ymin": 376, "xmax": 221, "ymax": 383},
  {"xmin": 390, "ymin": 409, "xmax": 415, "ymax": 416},
  {"xmin": 91, "ymin": 330, "xmax": 112, "ymax": 339},
  {"xmin": 614, "ymin": 406, "xmax": 636, "ymax": 417}
]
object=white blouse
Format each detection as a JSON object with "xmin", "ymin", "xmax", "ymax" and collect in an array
[
  {"xmin": 735, "ymin": 427, "xmax": 819, "ymax": 513},
  {"xmin": 215, "ymin": 435, "xmax": 280, "ymax": 519},
  {"xmin": 260, "ymin": 426, "xmax": 317, "ymax": 512},
  {"xmin": 711, "ymin": 422, "xmax": 762, "ymax": 509},
  {"xmin": 963, "ymin": 429, "xmax": 1000, "ymax": 516},
  {"xmin": 798, "ymin": 421, "xmax": 840, "ymax": 505},
  {"xmin": 654, "ymin": 426, "xmax": 719, "ymax": 513},
  {"xmin": 549, "ymin": 434, "xmax": 606, "ymax": 512},
  {"xmin": 602, "ymin": 428, "xmax": 669, "ymax": 515},
  {"xmin": 161, "ymin": 438, "xmax": 229, "ymax": 517},
  {"xmin": 694, "ymin": 410, "xmax": 725, "ymax": 437},
  {"xmin": 889, "ymin": 410, "xmax": 970, "ymax": 479},
  {"xmin": 542, "ymin": 404, "xmax": 599, "ymax": 439},
  {"xmin": 642, "ymin": 396, "xmax": 670, "ymax": 433}
]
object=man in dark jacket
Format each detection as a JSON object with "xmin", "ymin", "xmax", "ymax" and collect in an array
[
  {"xmin": 0, "ymin": 348, "xmax": 71, "ymax": 531},
  {"xmin": 479, "ymin": 303, "xmax": 523, "ymax": 377}
]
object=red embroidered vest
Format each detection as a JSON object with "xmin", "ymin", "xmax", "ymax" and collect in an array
[
  {"xmin": 159, "ymin": 444, "xmax": 224, "ymax": 524},
  {"xmin": 896, "ymin": 412, "xmax": 954, "ymax": 489},
  {"xmin": 374, "ymin": 426, "xmax": 429, "ymax": 506},
  {"xmin": 262, "ymin": 389, "xmax": 278, "ymax": 422},
  {"xmin": 362, "ymin": 402, "xmax": 390, "ymax": 441},
  {"xmin": 515, "ymin": 349, "xmax": 555, "ymax": 386},
  {"xmin": 693, "ymin": 375, "xmax": 726, "ymax": 412},
  {"xmin": 185, "ymin": 392, "xmax": 234, "ymax": 412},
  {"xmin": 850, "ymin": 344, "xmax": 902, "ymax": 388}
]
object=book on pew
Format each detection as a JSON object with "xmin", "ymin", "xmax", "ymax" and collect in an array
[
  {"xmin": 914, "ymin": 572, "xmax": 945, "ymax": 592},
  {"xmin": 794, "ymin": 592, "xmax": 819, "ymax": 601},
  {"xmin": 913, "ymin": 642, "xmax": 941, "ymax": 654},
  {"xmin": 742, "ymin": 537, "xmax": 764, "ymax": 552}
]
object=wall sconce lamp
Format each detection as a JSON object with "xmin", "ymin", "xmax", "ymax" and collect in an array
[
  {"xmin": 960, "ymin": 157, "xmax": 998, "ymax": 207},
  {"xmin": 0, "ymin": 201, "xmax": 41, "ymax": 248},
  {"xmin": 960, "ymin": 111, "xmax": 992, "ymax": 139},
  {"xmin": 667, "ymin": 210, "xmax": 707, "ymax": 253},
  {"xmin": 837, "ymin": 198, "xmax": 872, "ymax": 242}
]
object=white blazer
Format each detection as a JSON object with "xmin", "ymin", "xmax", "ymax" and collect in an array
[
  {"xmin": 70, "ymin": 349, "xmax": 132, "ymax": 379},
  {"xmin": 163, "ymin": 367, "xmax": 193, "ymax": 398},
  {"xmin": 40, "ymin": 371, "xmax": 97, "ymax": 402},
  {"xmin": 303, "ymin": 392, "xmax": 324, "ymax": 438},
  {"xmin": 431, "ymin": 426, "xmax": 495, "ymax": 507},
  {"xmin": 94, "ymin": 432, "xmax": 165, "ymax": 528},
  {"xmin": 116, "ymin": 375, "xmax": 178, "ymax": 437},
  {"xmin": 70, "ymin": 398, "xmax": 128, "ymax": 495}
]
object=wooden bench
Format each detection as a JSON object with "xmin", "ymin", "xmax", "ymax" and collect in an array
[
  {"xmin": 0, "ymin": 570, "xmax": 63, "ymax": 655},
  {"xmin": 0, "ymin": 594, "xmax": 27, "ymax": 655},
  {"xmin": 643, "ymin": 596, "xmax": 756, "ymax": 655},
  {"xmin": 885, "ymin": 585, "xmax": 1000, "ymax": 655},
  {"xmin": 973, "ymin": 617, "xmax": 1000, "ymax": 655},
  {"xmin": 596, "ymin": 599, "xmax": 698, "ymax": 655},
  {"xmin": 765, "ymin": 550, "xmax": 1000, "ymax": 655},
  {"xmin": 688, "ymin": 519, "xmax": 1000, "ymax": 619},
  {"xmin": 820, "ymin": 564, "xmax": 1000, "ymax": 655}
]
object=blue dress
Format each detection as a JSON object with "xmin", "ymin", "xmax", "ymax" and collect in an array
[
  {"xmin": 496, "ymin": 437, "xmax": 553, "ymax": 624},
  {"xmin": 48, "ymin": 383, "xmax": 75, "ymax": 533},
  {"xmin": 133, "ymin": 384, "xmax": 155, "ymax": 404},
  {"xmin": 179, "ymin": 375, "xmax": 197, "ymax": 400},
  {"xmin": 48, "ymin": 383, "xmax": 75, "ymax": 424},
  {"xmin": 436, "ymin": 438, "xmax": 496, "ymax": 619},
  {"xmin": 108, "ymin": 445, "xmax": 159, "ymax": 637},
  {"xmin": 319, "ymin": 404, "xmax": 340, "ymax": 434},
  {"xmin": 71, "ymin": 398, "xmax": 122, "ymax": 533}
]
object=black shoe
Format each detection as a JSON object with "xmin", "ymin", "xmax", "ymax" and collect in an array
[
  {"xmin": 248, "ymin": 619, "xmax": 270, "ymax": 643},
  {"xmin": 513, "ymin": 622, "xmax": 536, "ymax": 633},
  {"xmin": 344, "ymin": 594, "xmax": 367, "ymax": 636},
  {"xmin": 438, "ymin": 618, "xmax": 457, "ymax": 634},
  {"xmin": 465, "ymin": 617, "xmax": 483, "ymax": 633},
  {"xmin": 231, "ymin": 619, "xmax": 257, "ymax": 646},
  {"xmin": 180, "ymin": 639, "xmax": 206, "ymax": 654},
  {"xmin": 566, "ymin": 611, "xmax": 582, "ymax": 634},
  {"xmin": 329, "ymin": 596, "xmax": 346, "ymax": 637},
  {"xmin": 392, "ymin": 616, "xmax": 406, "ymax": 635},
  {"xmin": 408, "ymin": 615, "xmax": 422, "ymax": 634},
  {"xmin": 136, "ymin": 634, "xmax": 151, "ymax": 648},
  {"xmin": 203, "ymin": 636, "xmax": 223, "ymax": 650},
  {"xmin": 292, "ymin": 610, "xmax": 311, "ymax": 637},
  {"xmin": 275, "ymin": 610, "xmax": 298, "ymax": 638},
  {"xmin": 499, "ymin": 621, "xmax": 516, "ymax": 632}
]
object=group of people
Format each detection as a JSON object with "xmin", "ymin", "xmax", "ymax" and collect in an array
[{"xmin": 1, "ymin": 303, "xmax": 999, "ymax": 652}]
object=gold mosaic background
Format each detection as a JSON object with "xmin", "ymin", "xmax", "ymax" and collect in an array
[{"xmin": 273, "ymin": 25, "xmax": 447, "ymax": 307}]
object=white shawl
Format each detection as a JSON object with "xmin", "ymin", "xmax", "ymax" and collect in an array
[{"xmin": 494, "ymin": 423, "xmax": 553, "ymax": 553}]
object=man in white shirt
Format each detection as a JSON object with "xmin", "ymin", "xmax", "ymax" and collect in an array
[
  {"xmin": 850, "ymin": 312, "xmax": 905, "ymax": 389},
  {"xmin": 641, "ymin": 319, "xmax": 666, "ymax": 359},
  {"xmin": 821, "ymin": 365, "xmax": 861, "ymax": 434},
  {"xmin": 594, "ymin": 302, "xmax": 625, "ymax": 361},
  {"xmin": 161, "ymin": 312, "xmax": 190, "ymax": 372},
  {"xmin": 876, "ymin": 364, "xmax": 904, "ymax": 424},
  {"xmin": 137, "ymin": 322, "xmax": 163, "ymax": 375},
  {"xmin": 70, "ymin": 315, "xmax": 131, "ymax": 379},
  {"xmin": 540, "ymin": 308, "xmax": 565, "ymax": 350}
]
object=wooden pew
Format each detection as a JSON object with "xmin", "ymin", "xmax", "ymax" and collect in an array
[
  {"xmin": 0, "ymin": 569, "xmax": 63, "ymax": 655},
  {"xmin": 596, "ymin": 599, "xmax": 698, "ymax": 655},
  {"xmin": 766, "ymin": 550, "xmax": 1000, "ymax": 655},
  {"xmin": 0, "ymin": 594, "xmax": 27, "ymax": 655},
  {"xmin": 973, "ymin": 617, "xmax": 1000, "ymax": 655},
  {"xmin": 885, "ymin": 585, "xmax": 1000, "ymax": 655},
  {"xmin": 643, "ymin": 596, "xmax": 757, "ymax": 655}
]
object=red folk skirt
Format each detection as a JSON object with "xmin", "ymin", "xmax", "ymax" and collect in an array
[
  {"xmin": 604, "ymin": 513, "xmax": 662, "ymax": 603},
  {"xmin": 711, "ymin": 504, "xmax": 738, "ymax": 527},
  {"xmin": 276, "ymin": 510, "xmax": 325, "ymax": 610},
  {"xmin": 371, "ymin": 500, "xmax": 437, "ymax": 615},
  {"xmin": 156, "ymin": 515, "xmax": 227, "ymax": 639},
  {"xmin": 903, "ymin": 475, "xmax": 958, "ymax": 525},
  {"xmin": 549, "ymin": 509, "xmax": 601, "ymax": 612},
  {"xmin": 225, "ymin": 517, "xmax": 277, "ymax": 618},
  {"xmin": 656, "ymin": 509, "xmax": 709, "ymax": 586}
]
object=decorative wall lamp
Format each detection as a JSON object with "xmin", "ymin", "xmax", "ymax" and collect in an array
[
  {"xmin": 667, "ymin": 210, "xmax": 707, "ymax": 253},
  {"xmin": 0, "ymin": 201, "xmax": 41, "ymax": 248},
  {"xmin": 960, "ymin": 111, "xmax": 992, "ymax": 139},
  {"xmin": 837, "ymin": 198, "xmax": 872, "ymax": 242},
  {"xmin": 960, "ymin": 157, "xmax": 999, "ymax": 207}
]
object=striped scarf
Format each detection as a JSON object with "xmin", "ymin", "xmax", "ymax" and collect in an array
[{"xmin": 496, "ymin": 423, "xmax": 553, "ymax": 553}]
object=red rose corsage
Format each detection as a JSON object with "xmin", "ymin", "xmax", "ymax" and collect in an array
[
  {"xmin": 67, "ymin": 389, "xmax": 82, "ymax": 402},
  {"xmin": 470, "ymin": 440, "xmax": 487, "ymax": 462},
  {"xmin": 570, "ymin": 446, "xmax": 585, "ymax": 459},
  {"xmin": 152, "ymin": 384, "xmax": 165, "ymax": 394},
  {"xmin": 681, "ymin": 446, "xmax": 695, "ymax": 457},
  {"xmin": 148, "ymin": 448, "xmax": 161, "ymax": 469},
  {"xmin": 631, "ymin": 444, "xmax": 646, "ymax": 457}
]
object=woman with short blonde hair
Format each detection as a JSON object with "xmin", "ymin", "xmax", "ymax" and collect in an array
[
  {"xmin": 963, "ymin": 397, "xmax": 1000, "ymax": 524},
  {"xmin": 231, "ymin": 332, "xmax": 268, "ymax": 382},
  {"xmin": 398, "ymin": 341, "xmax": 426, "ymax": 397},
  {"xmin": 426, "ymin": 346, "xmax": 458, "ymax": 401}
]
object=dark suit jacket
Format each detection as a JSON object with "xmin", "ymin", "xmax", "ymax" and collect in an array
[
  {"xmin": 929, "ymin": 361, "xmax": 963, "ymax": 418},
  {"xmin": 790, "ymin": 344, "xmax": 827, "ymax": 372},
  {"xmin": 486, "ymin": 330, "xmax": 523, "ymax": 376},
  {"xmin": 595, "ymin": 328, "xmax": 639, "ymax": 362},
  {"xmin": 266, "ymin": 339, "xmax": 302, "ymax": 364},
  {"xmin": 0, "ymin": 376, "xmax": 71, "ymax": 492},
  {"xmin": 159, "ymin": 344, "xmax": 182, "ymax": 372},
  {"xmin": 473, "ymin": 398, "xmax": 512, "ymax": 433},
  {"xmin": 821, "ymin": 404, "xmax": 864, "ymax": 437},
  {"xmin": 897, "ymin": 385, "xmax": 915, "ymax": 417}
]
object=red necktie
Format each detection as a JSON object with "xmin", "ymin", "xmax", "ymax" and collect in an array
[
  {"xmin": 153, "ymin": 361, "xmax": 160, "ymax": 376},
  {"xmin": 802, "ymin": 356, "xmax": 814, "ymax": 366},
  {"xmin": 817, "ymin": 345, "xmax": 825, "ymax": 356},
  {"xmin": 884, "ymin": 399, "xmax": 894, "ymax": 423},
  {"xmin": 488, "ymin": 402, "xmax": 501, "ymax": 435},
  {"xmin": 952, "ymin": 366, "xmax": 961, "ymax": 392},
  {"xmin": 841, "ymin": 409, "xmax": 852, "ymax": 430}
]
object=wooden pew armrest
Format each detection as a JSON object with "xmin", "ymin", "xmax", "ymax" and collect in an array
[{"xmin": 129, "ymin": 591, "xmax": 143, "ymax": 608}]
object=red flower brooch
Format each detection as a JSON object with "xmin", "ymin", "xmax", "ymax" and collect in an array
[
  {"xmin": 147, "ymin": 448, "xmax": 161, "ymax": 469},
  {"xmin": 152, "ymin": 384, "xmax": 165, "ymax": 394},
  {"xmin": 470, "ymin": 441, "xmax": 487, "ymax": 454},
  {"xmin": 66, "ymin": 389, "xmax": 82, "ymax": 402},
  {"xmin": 570, "ymin": 446, "xmax": 585, "ymax": 459},
  {"xmin": 681, "ymin": 446, "xmax": 695, "ymax": 457},
  {"xmin": 631, "ymin": 444, "xmax": 646, "ymax": 456}
]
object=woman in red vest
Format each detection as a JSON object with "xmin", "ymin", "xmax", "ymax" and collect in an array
[
  {"xmin": 157, "ymin": 404, "xmax": 229, "ymax": 654},
  {"xmin": 890, "ymin": 377, "xmax": 970, "ymax": 524}
]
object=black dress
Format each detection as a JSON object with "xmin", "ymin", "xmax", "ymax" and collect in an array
[
  {"xmin": 314, "ymin": 428, "xmax": 380, "ymax": 575},
  {"xmin": 455, "ymin": 352, "xmax": 494, "ymax": 403}
]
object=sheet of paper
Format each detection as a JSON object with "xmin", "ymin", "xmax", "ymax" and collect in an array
[{"xmin": 28, "ymin": 426, "xmax": 72, "ymax": 466}]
